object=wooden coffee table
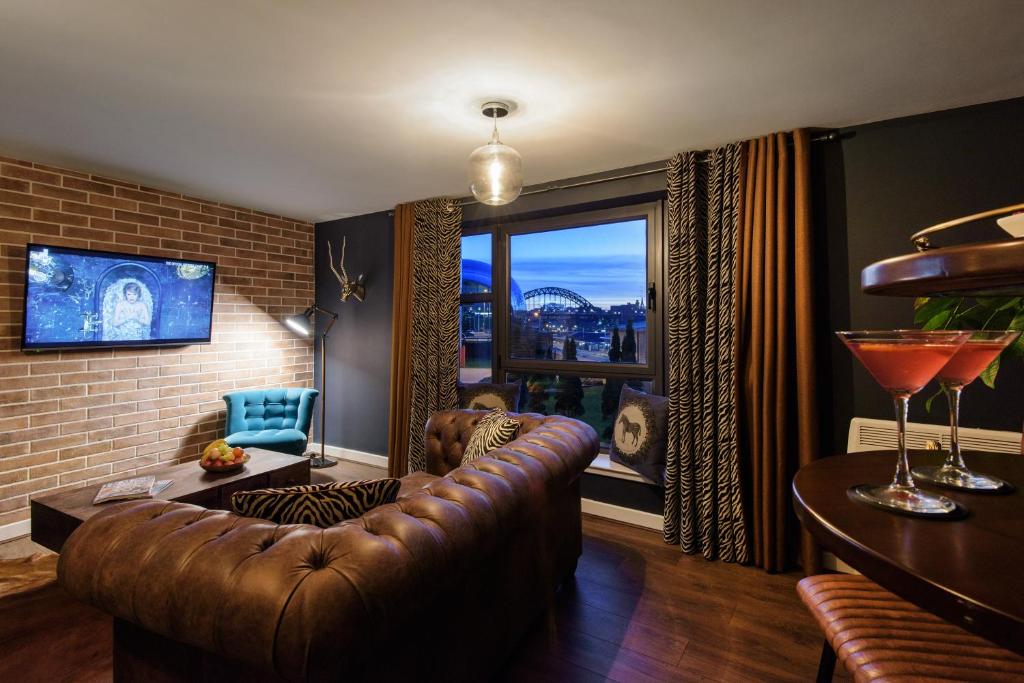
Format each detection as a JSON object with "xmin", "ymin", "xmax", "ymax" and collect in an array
[{"xmin": 31, "ymin": 448, "xmax": 310, "ymax": 553}]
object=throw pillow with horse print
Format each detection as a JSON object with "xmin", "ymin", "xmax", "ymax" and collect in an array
[
  {"xmin": 609, "ymin": 384, "xmax": 668, "ymax": 485},
  {"xmin": 458, "ymin": 381, "xmax": 522, "ymax": 412}
]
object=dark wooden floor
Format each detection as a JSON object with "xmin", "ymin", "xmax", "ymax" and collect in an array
[
  {"xmin": 0, "ymin": 460, "xmax": 833, "ymax": 682},
  {"xmin": 322, "ymin": 459, "xmax": 832, "ymax": 682},
  {"xmin": 502, "ymin": 515, "xmax": 831, "ymax": 682}
]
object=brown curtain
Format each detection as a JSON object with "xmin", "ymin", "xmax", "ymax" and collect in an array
[
  {"xmin": 737, "ymin": 130, "xmax": 822, "ymax": 574},
  {"xmin": 663, "ymin": 145, "xmax": 750, "ymax": 563},
  {"xmin": 386, "ymin": 203, "xmax": 414, "ymax": 478},
  {"xmin": 386, "ymin": 198, "xmax": 462, "ymax": 476}
]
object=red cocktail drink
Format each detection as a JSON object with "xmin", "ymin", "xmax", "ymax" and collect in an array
[
  {"xmin": 934, "ymin": 340, "xmax": 1007, "ymax": 386},
  {"xmin": 912, "ymin": 330, "xmax": 1021, "ymax": 492},
  {"xmin": 845, "ymin": 341, "xmax": 963, "ymax": 394},
  {"xmin": 837, "ymin": 330, "xmax": 970, "ymax": 516}
]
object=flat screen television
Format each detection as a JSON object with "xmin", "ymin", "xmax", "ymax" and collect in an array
[{"xmin": 21, "ymin": 243, "xmax": 216, "ymax": 350}]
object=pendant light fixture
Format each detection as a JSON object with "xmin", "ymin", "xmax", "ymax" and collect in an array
[{"xmin": 468, "ymin": 101, "xmax": 523, "ymax": 206}]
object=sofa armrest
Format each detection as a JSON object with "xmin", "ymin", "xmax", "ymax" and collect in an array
[{"xmin": 293, "ymin": 388, "xmax": 319, "ymax": 436}]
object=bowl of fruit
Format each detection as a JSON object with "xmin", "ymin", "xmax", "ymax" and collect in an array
[{"xmin": 200, "ymin": 440, "xmax": 250, "ymax": 473}]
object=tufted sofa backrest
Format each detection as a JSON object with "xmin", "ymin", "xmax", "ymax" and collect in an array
[
  {"xmin": 424, "ymin": 409, "xmax": 548, "ymax": 475},
  {"xmin": 223, "ymin": 388, "xmax": 318, "ymax": 434},
  {"xmin": 58, "ymin": 411, "xmax": 599, "ymax": 681}
]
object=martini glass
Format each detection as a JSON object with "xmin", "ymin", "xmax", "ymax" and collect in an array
[
  {"xmin": 837, "ymin": 330, "xmax": 971, "ymax": 516},
  {"xmin": 911, "ymin": 330, "xmax": 1020, "ymax": 491}
]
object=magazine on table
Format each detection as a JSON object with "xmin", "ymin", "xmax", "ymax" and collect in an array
[{"xmin": 92, "ymin": 476, "xmax": 174, "ymax": 505}]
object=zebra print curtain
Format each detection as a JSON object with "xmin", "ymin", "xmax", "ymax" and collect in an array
[
  {"xmin": 663, "ymin": 146, "xmax": 750, "ymax": 563},
  {"xmin": 405, "ymin": 197, "xmax": 462, "ymax": 473}
]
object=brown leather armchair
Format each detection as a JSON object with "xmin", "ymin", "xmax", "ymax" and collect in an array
[{"xmin": 58, "ymin": 411, "xmax": 598, "ymax": 682}]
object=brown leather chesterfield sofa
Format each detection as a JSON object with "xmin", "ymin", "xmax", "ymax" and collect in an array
[{"xmin": 58, "ymin": 410, "xmax": 599, "ymax": 682}]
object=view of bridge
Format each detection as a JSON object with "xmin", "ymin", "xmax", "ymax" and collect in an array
[
  {"xmin": 510, "ymin": 286, "xmax": 646, "ymax": 364},
  {"xmin": 460, "ymin": 221, "xmax": 649, "ymax": 439},
  {"xmin": 460, "ymin": 218, "xmax": 648, "ymax": 381},
  {"xmin": 461, "ymin": 261, "xmax": 646, "ymax": 368},
  {"xmin": 522, "ymin": 287, "xmax": 597, "ymax": 311}
]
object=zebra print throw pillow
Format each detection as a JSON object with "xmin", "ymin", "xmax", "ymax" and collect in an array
[
  {"xmin": 461, "ymin": 408, "xmax": 521, "ymax": 465},
  {"xmin": 230, "ymin": 478, "xmax": 400, "ymax": 527},
  {"xmin": 609, "ymin": 385, "xmax": 668, "ymax": 486}
]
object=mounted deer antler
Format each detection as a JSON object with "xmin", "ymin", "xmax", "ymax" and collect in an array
[{"xmin": 328, "ymin": 237, "xmax": 366, "ymax": 302}]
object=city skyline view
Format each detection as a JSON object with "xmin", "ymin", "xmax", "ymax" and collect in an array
[
  {"xmin": 461, "ymin": 218, "xmax": 650, "ymax": 374},
  {"xmin": 462, "ymin": 220, "xmax": 647, "ymax": 309}
]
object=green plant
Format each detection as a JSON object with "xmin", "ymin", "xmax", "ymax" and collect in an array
[{"xmin": 914, "ymin": 296, "xmax": 1024, "ymax": 409}]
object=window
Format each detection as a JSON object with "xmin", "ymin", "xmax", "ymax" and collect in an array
[
  {"xmin": 460, "ymin": 232, "xmax": 494, "ymax": 384},
  {"xmin": 462, "ymin": 204, "xmax": 662, "ymax": 444},
  {"xmin": 508, "ymin": 219, "xmax": 649, "ymax": 365}
]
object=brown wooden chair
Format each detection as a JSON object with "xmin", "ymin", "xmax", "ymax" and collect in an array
[{"xmin": 798, "ymin": 573, "xmax": 1024, "ymax": 682}]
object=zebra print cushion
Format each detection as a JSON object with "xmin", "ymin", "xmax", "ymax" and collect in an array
[
  {"xmin": 461, "ymin": 408, "xmax": 521, "ymax": 464},
  {"xmin": 230, "ymin": 478, "xmax": 400, "ymax": 527}
]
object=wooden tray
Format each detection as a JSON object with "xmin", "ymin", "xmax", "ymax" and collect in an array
[{"xmin": 862, "ymin": 238, "xmax": 1024, "ymax": 297}]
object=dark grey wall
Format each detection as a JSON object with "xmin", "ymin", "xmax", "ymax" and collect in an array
[
  {"xmin": 314, "ymin": 210, "xmax": 394, "ymax": 455},
  {"xmin": 463, "ymin": 160, "xmax": 667, "ymax": 227},
  {"xmin": 312, "ymin": 95, "xmax": 1024, "ymax": 509},
  {"xmin": 313, "ymin": 166, "xmax": 668, "ymax": 512},
  {"xmin": 819, "ymin": 97, "xmax": 1024, "ymax": 453}
]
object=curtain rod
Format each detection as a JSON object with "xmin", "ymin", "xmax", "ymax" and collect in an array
[{"xmin": 458, "ymin": 130, "xmax": 842, "ymax": 207}]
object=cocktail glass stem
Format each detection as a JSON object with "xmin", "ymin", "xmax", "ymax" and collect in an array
[
  {"xmin": 891, "ymin": 393, "xmax": 915, "ymax": 488},
  {"xmin": 942, "ymin": 382, "xmax": 966, "ymax": 470}
]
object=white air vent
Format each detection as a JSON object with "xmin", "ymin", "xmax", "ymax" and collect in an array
[{"xmin": 847, "ymin": 417, "xmax": 1022, "ymax": 455}]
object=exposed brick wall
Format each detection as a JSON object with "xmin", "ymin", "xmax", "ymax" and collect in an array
[{"xmin": 0, "ymin": 155, "xmax": 314, "ymax": 531}]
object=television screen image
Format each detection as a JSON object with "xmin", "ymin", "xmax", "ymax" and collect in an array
[{"xmin": 22, "ymin": 244, "xmax": 216, "ymax": 350}]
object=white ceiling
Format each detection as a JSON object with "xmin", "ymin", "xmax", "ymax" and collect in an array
[{"xmin": 1, "ymin": 0, "xmax": 1022, "ymax": 222}]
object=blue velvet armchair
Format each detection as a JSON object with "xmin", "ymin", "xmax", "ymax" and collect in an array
[{"xmin": 223, "ymin": 388, "xmax": 319, "ymax": 456}]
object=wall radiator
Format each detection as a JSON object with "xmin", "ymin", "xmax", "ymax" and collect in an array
[{"xmin": 847, "ymin": 417, "xmax": 1023, "ymax": 455}]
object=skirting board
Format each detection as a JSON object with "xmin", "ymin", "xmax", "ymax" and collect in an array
[
  {"xmin": 310, "ymin": 445, "xmax": 648, "ymax": 486},
  {"xmin": 307, "ymin": 443, "xmax": 388, "ymax": 469},
  {"xmin": 581, "ymin": 498, "xmax": 663, "ymax": 532},
  {"xmin": 0, "ymin": 519, "xmax": 31, "ymax": 544},
  {"xmin": 308, "ymin": 445, "xmax": 664, "ymax": 532}
]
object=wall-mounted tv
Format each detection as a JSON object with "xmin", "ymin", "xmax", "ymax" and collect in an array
[{"xmin": 22, "ymin": 243, "xmax": 216, "ymax": 351}]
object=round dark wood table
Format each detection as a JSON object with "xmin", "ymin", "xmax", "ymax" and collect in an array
[{"xmin": 793, "ymin": 450, "xmax": 1024, "ymax": 656}]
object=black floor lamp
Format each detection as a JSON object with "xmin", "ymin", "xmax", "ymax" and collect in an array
[{"xmin": 285, "ymin": 304, "xmax": 338, "ymax": 469}]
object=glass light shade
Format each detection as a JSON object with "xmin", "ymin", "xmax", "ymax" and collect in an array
[{"xmin": 468, "ymin": 140, "xmax": 523, "ymax": 206}]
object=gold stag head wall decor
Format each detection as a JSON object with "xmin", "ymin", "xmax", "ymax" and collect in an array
[{"xmin": 328, "ymin": 237, "xmax": 366, "ymax": 303}]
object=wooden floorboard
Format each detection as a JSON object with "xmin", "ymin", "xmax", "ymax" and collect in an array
[
  {"xmin": 311, "ymin": 458, "xmax": 387, "ymax": 483},
  {"xmin": 501, "ymin": 514, "xmax": 832, "ymax": 682},
  {"xmin": 325, "ymin": 461, "xmax": 831, "ymax": 681},
  {"xmin": 1, "ymin": 461, "xmax": 837, "ymax": 681}
]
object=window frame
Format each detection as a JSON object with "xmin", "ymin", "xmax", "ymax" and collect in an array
[
  {"xmin": 496, "ymin": 203, "xmax": 662, "ymax": 383},
  {"xmin": 459, "ymin": 226, "xmax": 499, "ymax": 383},
  {"xmin": 461, "ymin": 202, "xmax": 665, "ymax": 455}
]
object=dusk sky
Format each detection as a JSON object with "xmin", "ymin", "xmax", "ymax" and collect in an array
[{"xmin": 462, "ymin": 219, "xmax": 647, "ymax": 309}]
